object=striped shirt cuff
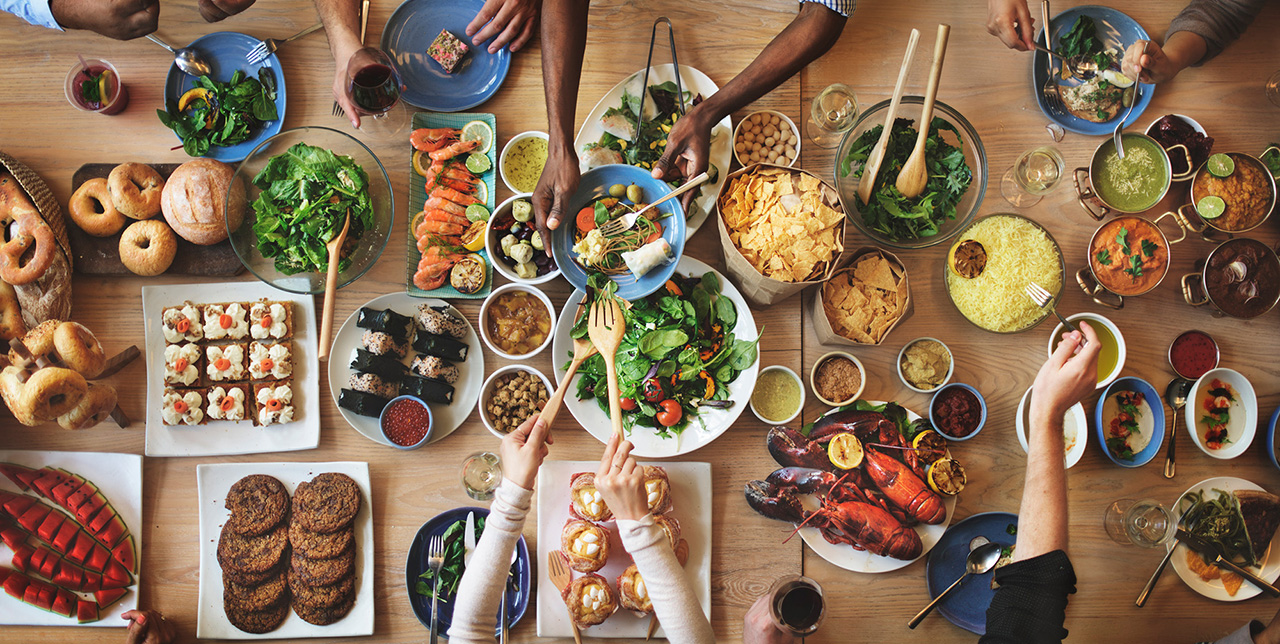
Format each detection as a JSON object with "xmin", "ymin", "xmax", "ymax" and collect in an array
[{"xmin": 800, "ymin": 0, "xmax": 856, "ymax": 17}]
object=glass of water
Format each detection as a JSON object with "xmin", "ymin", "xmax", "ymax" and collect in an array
[
  {"xmin": 461, "ymin": 451, "xmax": 502, "ymax": 501},
  {"xmin": 1001, "ymin": 146, "xmax": 1065, "ymax": 207},
  {"xmin": 1104, "ymin": 499, "xmax": 1176, "ymax": 548},
  {"xmin": 806, "ymin": 83, "xmax": 858, "ymax": 149}
]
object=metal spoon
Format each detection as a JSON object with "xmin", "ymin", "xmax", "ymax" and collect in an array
[
  {"xmin": 1112, "ymin": 41, "xmax": 1148, "ymax": 159},
  {"xmin": 1163, "ymin": 378, "xmax": 1192, "ymax": 479},
  {"xmin": 908, "ymin": 542, "xmax": 1003, "ymax": 628},
  {"xmin": 145, "ymin": 34, "xmax": 211, "ymax": 76}
]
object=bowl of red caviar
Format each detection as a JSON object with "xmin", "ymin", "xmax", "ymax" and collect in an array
[{"xmin": 380, "ymin": 395, "xmax": 434, "ymax": 449}]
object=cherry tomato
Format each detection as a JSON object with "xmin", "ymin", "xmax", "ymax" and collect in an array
[
  {"xmin": 620, "ymin": 397, "xmax": 638, "ymax": 411},
  {"xmin": 656, "ymin": 399, "xmax": 683, "ymax": 427},
  {"xmin": 641, "ymin": 378, "xmax": 664, "ymax": 403}
]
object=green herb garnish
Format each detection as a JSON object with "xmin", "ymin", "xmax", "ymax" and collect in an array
[
  {"xmin": 156, "ymin": 68, "xmax": 278, "ymax": 157},
  {"xmin": 1115, "ymin": 226, "xmax": 1130, "ymax": 255},
  {"xmin": 1141, "ymin": 239, "xmax": 1158, "ymax": 258},
  {"xmin": 1124, "ymin": 255, "xmax": 1143, "ymax": 280},
  {"xmin": 1096, "ymin": 249, "xmax": 1111, "ymax": 265}
]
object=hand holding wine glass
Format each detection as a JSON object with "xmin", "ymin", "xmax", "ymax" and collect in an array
[{"xmin": 343, "ymin": 47, "xmax": 408, "ymax": 135}]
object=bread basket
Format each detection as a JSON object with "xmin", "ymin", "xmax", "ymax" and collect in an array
[{"xmin": 0, "ymin": 150, "xmax": 74, "ymax": 326}]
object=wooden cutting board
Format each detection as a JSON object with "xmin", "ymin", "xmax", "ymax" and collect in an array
[{"xmin": 69, "ymin": 163, "xmax": 245, "ymax": 276}]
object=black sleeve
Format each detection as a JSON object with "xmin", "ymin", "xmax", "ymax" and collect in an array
[{"xmin": 979, "ymin": 550, "xmax": 1077, "ymax": 644}]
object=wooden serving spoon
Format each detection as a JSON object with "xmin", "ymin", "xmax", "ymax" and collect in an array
[
  {"xmin": 586, "ymin": 296, "xmax": 627, "ymax": 438},
  {"xmin": 317, "ymin": 211, "xmax": 351, "ymax": 362},
  {"xmin": 541, "ymin": 295, "xmax": 598, "ymax": 429},
  {"xmin": 856, "ymin": 28, "xmax": 920, "ymax": 205},
  {"xmin": 896, "ymin": 24, "xmax": 952, "ymax": 199}
]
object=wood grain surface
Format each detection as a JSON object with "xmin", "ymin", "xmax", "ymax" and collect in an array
[{"xmin": 0, "ymin": 0, "xmax": 1277, "ymax": 642}]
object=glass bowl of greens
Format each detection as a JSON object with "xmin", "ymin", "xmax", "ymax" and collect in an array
[
  {"xmin": 834, "ymin": 97, "xmax": 987, "ymax": 250},
  {"xmin": 227, "ymin": 126, "xmax": 394, "ymax": 294}
]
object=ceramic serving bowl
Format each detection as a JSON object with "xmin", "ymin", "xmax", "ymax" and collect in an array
[
  {"xmin": 478, "ymin": 365, "xmax": 555, "ymax": 439},
  {"xmin": 1185, "ymin": 367, "xmax": 1258, "ymax": 460},
  {"xmin": 809, "ymin": 352, "xmax": 865, "ymax": 407},
  {"xmin": 478, "ymin": 283, "xmax": 556, "ymax": 360},
  {"xmin": 896, "ymin": 338, "xmax": 954, "ymax": 395},
  {"xmin": 1093, "ymin": 377, "xmax": 1164, "ymax": 468},
  {"xmin": 732, "ymin": 110, "xmax": 801, "ymax": 168},
  {"xmin": 486, "ymin": 193, "xmax": 561, "ymax": 285},
  {"xmin": 380, "ymin": 395, "xmax": 433, "ymax": 450},
  {"xmin": 1144, "ymin": 114, "xmax": 1208, "ymax": 181},
  {"xmin": 1016, "ymin": 386, "xmax": 1087, "ymax": 469},
  {"xmin": 928, "ymin": 383, "xmax": 986, "ymax": 441},
  {"xmin": 750, "ymin": 365, "xmax": 805, "ymax": 425},
  {"xmin": 1047, "ymin": 312, "xmax": 1126, "ymax": 389},
  {"xmin": 499, "ymin": 130, "xmax": 549, "ymax": 194}
]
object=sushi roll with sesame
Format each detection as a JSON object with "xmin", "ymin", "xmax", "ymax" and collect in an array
[
  {"xmin": 416, "ymin": 305, "xmax": 468, "ymax": 339},
  {"xmin": 410, "ymin": 354, "xmax": 459, "ymax": 384},
  {"xmin": 361, "ymin": 330, "xmax": 408, "ymax": 359}
]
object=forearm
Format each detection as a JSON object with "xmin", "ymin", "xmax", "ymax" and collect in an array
[
  {"xmin": 1014, "ymin": 410, "xmax": 1068, "ymax": 560},
  {"xmin": 541, "ymin": 0, "xmax": 590, "ymax": 157},
  {"xmin": 1167, "ymin": 0, "xmax": 1264, "ymax": 64},
  {"xmin": 617, "ymin": 517, "xmax": 713, "ymax": 644},
  {"xmin": 446, "ymin": 479, "xmax": 532, "ymax": 644},
  {"xmin": 1160, "ymin": 31, "xmax": 1208, "ymax": 73},
  {"xmin": 313, "ymin": 0, "xmax": 362, "ymax": 61}
]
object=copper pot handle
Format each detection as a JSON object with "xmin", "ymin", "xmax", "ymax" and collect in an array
[
  {"xmin": 1075, "ymin": 267, "xmax": 1123, "ymax": 309},
  {"xmin": 1182, "ymin": 272, "xmax": 1209, "ymax": 306},
  {"xmin": 1152, "ymin": 210, "xmax": 1188, "ymax": 245},
  {"xmin": 1166, "ymin": 143, "xmax": 1195, "ymax": 179},
  {"xmin": 1073, "ymin": 168, "xmax": 1109, "ymax": 221}
]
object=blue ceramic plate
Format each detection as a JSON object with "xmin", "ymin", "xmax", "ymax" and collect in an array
[
  {"xmin": 925, "ymin": 511, "xmax": 1019, "ymax": 635},
  {"xmin": 382, "ymin": 0, "xmax": 511, "ymax": 112},
  {"xmin": 405, "ymin": 507, "xmax": 530, "ymax": 636},
  {"xmin": 1266, "ymin": 405, "xmax": 1280, "ymax": 471},
  {"xmin": 552, "ymin": 164, "xmax": 685, "ymax": 301},
  {"xmin": 1031, "ymin": 5, "xmax": 1153, "ymax": 135},
  {"xmin": 1094, "ymin": 376, "xmax": 1165, "ymax": 467},
  {"xmin": 162, "ymin": 32, "xmax": 286, "ymax": 163}
]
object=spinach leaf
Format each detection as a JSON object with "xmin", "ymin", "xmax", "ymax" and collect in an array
[
  {"xmin": 714, "ymin": 294, "xmax": 737, "ymax": 328},
  {"xmin": 638, "ymin": 328, "xmax": 688, "ymax": 358}
]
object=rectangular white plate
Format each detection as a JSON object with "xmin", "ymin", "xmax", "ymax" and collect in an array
[
  {"xmin": 0, "ymin": 450, "xmax": 142, "ymax": 627},
  {"xmin": 141, "ymin": 282, "xmax": 319, "ymax": 457},
  {"xmin": 195, "ymin": 461, "xmax": 374, "ymax": 640},
  {"xmin": 536, "ymin": 460, "xmax": 711, "ymax": 638}
]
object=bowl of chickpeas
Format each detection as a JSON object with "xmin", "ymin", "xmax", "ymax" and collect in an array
[{"xmin": 733, "ymin": 110, "xmax": 801, "ymax": 168}]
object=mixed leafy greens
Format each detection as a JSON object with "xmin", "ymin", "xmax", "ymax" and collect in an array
[
  {"xmin": 250, "ymin": 142, "xmax": 374, "ymax": 275},
  {"xmin": 157, "ymin": 69, "xmax": 278, "ymax": 157},
  {"xmin": 1262, "ymin": 147, "xmax": 1280, "ymax": 178},
  {"xmin": 1056, "ymin": 16, "xmax": 1113, "ymax": 70},
  {"xmin": 1180, "ymin": 489, "xmax": 1257, "ymax": 566},
  {"xmin": 568, "ymin": 272, "xmax": 758, "ymax": 438},
  {"xmin": 839, "ymin": 117, "xmax": 972, "ymax": 241},
  {"xmin": 414, "ymin": 516, "xmax": 513, "ymax": 602}
]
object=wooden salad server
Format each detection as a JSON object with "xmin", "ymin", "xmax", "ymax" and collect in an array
[
  {"xmin": 317, "ymin": 211, "xmax": 351, "ymax": 362},
  {"xmin": 895, "ymin": 24, "xmax": 951, "ymax": 199},
  {"xmin": 856, "ymin": 28, "xmax": 920, "ymax": 205}
]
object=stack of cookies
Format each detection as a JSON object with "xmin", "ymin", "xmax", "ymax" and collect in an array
[
  {"xmin": 288, "ymin": 472, "xmax": 362, "ymax": 625},
  {"xmin": 217, "ymin": 475, "xmax": 292, "ymax": 634}
]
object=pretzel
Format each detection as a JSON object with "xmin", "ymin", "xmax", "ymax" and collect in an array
[{"xmin": 0, "ymin": 174, "xmax": 56, "ymax": 285}]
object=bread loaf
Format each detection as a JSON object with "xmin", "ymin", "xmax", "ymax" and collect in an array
[{"xmin": 161, "ymin": 159, "xmax": 245, "ymax": 245}]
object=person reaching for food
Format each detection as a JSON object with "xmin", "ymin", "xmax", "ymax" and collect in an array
[
  {"xmin": 122, "ymin": 609, "xmax": 178, "ymax": 644},
  {"xmin": 985, "ymin": 0, "xmax": 1037, "ymax": 51},
  {"xmin": 980, "ymin": 322, "xmax": 1099, "ymax": 643},
  {"xmin": 532, "ymin": 0, "xmax": 852, "ymax": 252},
  {"xmin": 0, "ymin": 0, "xmax": 158, "ymax": 39},
  {"xmin": 1120, "ymin": 0, "xmax": 1266, "ymax": 85},
  {"xmin": 743, "ymin": 594, "xmax": 797, "ymax": 644}
]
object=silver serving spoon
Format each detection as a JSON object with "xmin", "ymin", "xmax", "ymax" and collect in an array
[
  {"xmin": 908, "ymin": 542, "xmax": 1003, "ymax": 628},
  {"xmin": 1163, "ymin": 378, "xmax": 1192, "ymax": 479},
  {"xmin": 145, "ymin": 34, "xmax": 212, "ymax": 76}
]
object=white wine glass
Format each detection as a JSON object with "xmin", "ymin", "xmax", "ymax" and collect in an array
[
  {"xmin": 1001, "ymin": 146, "xmax": 1065, "ymax": 207},
  {"xmin": 1104, "ymin": 498, "xmax": 1176, "ymax": 548},
  {"xmin": 805, "ymin": 83, "xmax": 858, "ymax": 149}
]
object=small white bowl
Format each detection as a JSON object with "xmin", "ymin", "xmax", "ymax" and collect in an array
[
  {"xmin": 1144, "ymin": 114, "xmax": 1207, "ymax": 181},
  {"xmin": 896, "ymin": 338, "xmax": 954, "ymax": 395},
  {"xmin": 732, "ymin": 110, "xmax": 801, "ymax": 168},
  {"xmin": 1016, "ymin": 386, "xmax": 1088, "ymax": 469},
  {"xmin": 809, "ymin": 352, "xmax": 865, "ymax": 407},
  {"xmin": 478, "ymin": 364, "xmax": 555, "ymax": 439},
  {"xmin": 750, "ymin": 365, "xmax": 806, "ymax": 424},
  {"xmin": 478, "ymin": 283, "xmax": 556, "ymax": 360},
  {"xmin": 499, "ymin": 130, "xmax": 550, "ymax": 194},
  {"xmin": 1185, "ymin": 367, "xmax": 1258, "ymax": 460},
  {"xmin": 486, "ymin": 193, "xmax": 561, "ymax": 285},
  {"xmin": 1047, "ymin": 312, "xmax": 1125, "ymax": 389}
]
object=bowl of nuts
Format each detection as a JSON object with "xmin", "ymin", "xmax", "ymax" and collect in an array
[
  {"xmin": 479, "ymin": 365, "xmax": 553, "ymax": 438},
  {"xmin": 733, "ymin": 110, "xmax": 800, "ymax": 168}
]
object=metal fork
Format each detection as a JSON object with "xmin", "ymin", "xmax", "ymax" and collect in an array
[
  {"xmin": 1024, "ymin": 282, "xmax": 1078, "ymax": 337},
  {"xmin": 1039, "ymin": 1, "xmax": 1067, "ymax": 115},
  {"xmin": 246, "ymin": 21, "xmax": 324, "ymax": 64},
  {"xmin": 427, "ymin": 533, "xmax": 445, "ymax": 644},
  {"xmin": 334, "ymin": 0, "xmax": 371, "ymax": 117},
  {"xmin": 598, "ymin": 171, "xmax": 709, "ymax": 236}
]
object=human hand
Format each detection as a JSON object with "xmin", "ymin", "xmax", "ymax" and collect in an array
[
  {"xmin": 530, "ymin": 143, "xmax": 580, "ymax": 257},
  {"xmin": 499, "ymin": 413, "xmax": 552, "ymax": 491},
  {"xmin": 743, "ymin": 595, "xmax": 795, "ymax": 644},
  {"xmin": 652, "ymin": 108, "xmax": 712, "ymax": 211},
  {"xmin": 122, "ymin": 609, "xmax": 177, "ymax": 644},
  {"xmin": 331, "ymin": 44, "xmax": 365, "ymax": 128},
  {"xmin": 49, "ymin": 0, "xmax": 158, "ymax": 40},
  {"xmin": 1030, "ymin": 321, "xmax": 1100, "ymax": 424},
  {"xmin": 196, "ymin": 0, "xmax": 255, "ymax": 22},
  {"xmin": 1122, "ymin": 39, "xmax": 1178, "ymax": 84},
  {"xmin": 594, "ymin": 433, "xmax": 648, "ymax": 522},
  {"xmin": 985, "ymin": 0, "xmax": 1035, "ymax": 51},
  {"xmin": 466, "ymin": 0, "xmax": 539, "ymax": 54}
]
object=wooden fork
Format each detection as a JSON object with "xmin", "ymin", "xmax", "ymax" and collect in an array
[
  {"xmin": 586, "ymin": 296, "xmax": 626, "ymax": 438},
  {"xmin": 546, "ymin": 551, "xmax": 583, "ymax": 644},
  {"xmin": 542, "ymin": 295, "xmax": 597, "ymax": 429}
]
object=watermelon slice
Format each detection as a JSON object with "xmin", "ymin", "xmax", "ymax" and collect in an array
[
  {"xmin": 52, "ymin": 521, "xmax": 80, "ymax": 553},
  {"xmin": 51, "ymin": 590, "xmax": 75, "ymax": 618},
  {"xmin": 36, "ymin": 510, "xmax": 66, "ymax": 543},
  {"xmin": 1, "ymin": 524, "xmax": 28, "ymax": 550},
  {"xmin": 29, "ymin": 470, "xmax": 68, "ymax": 498},
  {"xmin": 0, "ymin": 462, "xmax": 36, "ymax": 490},
  {"xmin": 52, "ymin": 560, "xmax": 83, "ymax": 590},
  {"xmin": 67, "ymin": 531, "xmax": 95, "ymax": 566},
  {"xmin": 74, "ymin": 493, "xmax": 108, "ymax": 526},
  {"xmin": 49, "ymin": 478, "xmax": 80, "ymax": 507},
  {"xmin": 4, "ymin": 570, "xmax": 30, "ymax": 598},
  {"xmin": 0, "ymin": 566, "xmax": 11, "ymax": 584},
  {"xmin": 65, "ymin": 481, "xmax": 100, "ymax": 513},
  {"xmin": 81, "ymin": 570, "xmax": 102, "ymax": 592},
  {"xmin": 94, "ymin": 513, "xmax": 126, "ymax": 548},
  {"xmin": 23, "ymin": 583, "xmax": 41, "ymax": 606},
  {"xmin": 94, "ymin": 587, "xmax": 126, "ymax": 610},
  {"xmin": 37, "ymin": 549, "xmax": 57, "ymax": 579},
  {"xmin": 88, "ymin": 503, "xmax": 120, "ymax": 535},
  {"xmin": 76, "ymin": 598, "xmax": 100, "ymax": 623},
  {"xmin": 101, "ymin": 559, "xmax": 132, "ymax": 588},
  {"xmin": 111, "ymin": 534, "xmax": 136, "ymax": 574},
  {"xmin": 86, "ymin": 542, "xmax": 110, "ymax": 572},
  {"xmin": 1, "ymin": 493, "xmax": 36, "ymax": 519},
  {"xmin": 11, "ymin": 543, "xmax": 35, "ymax": 572},
  {"xmin": 16, "ymin": 503, "xmax": 52, "ymax": 532},
  {"xmin": 35, "ymin": 584, "xmax": 56, "ymax": 610}
]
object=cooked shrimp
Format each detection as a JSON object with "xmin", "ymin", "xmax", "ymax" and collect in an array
[
  {"xmin": 413, "ymin": 269, "xmax": 449, "ymax": 290},
  {"xmin": 424, "ymin": 196, "xmax": 465, "ymax": 215},
  {"xmin": 410, "ymin": 127, "xmax": 458, "ymax": 152},
  {"xmin": 428, "ymin": 139, "xmax": 480, "ymax": 161},
  {"xmin": 416, "ymin": 220, "xmax": 466, "ymax": 237},
  {"xmin": 428, "ymin": 186, "xmax": 481, "ymax": 206}
]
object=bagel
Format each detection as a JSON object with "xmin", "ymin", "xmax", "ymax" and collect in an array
[
  {"xmin": 0, "ymin": 280, "xmax": 24, "ymax": 340},
  {"xmin": 53, "ymin": 321, "xmax": 105, "ymax": 378},
  {"xmin": 0, "ymin": 365, "xmax": 34, "ymax": 424},
  {"xmin": 57, "ymin": 382, "xmax": 116, "ymax": 430},
  {"xmin": 108, "ymin": 162, "xmax": 164, "ymax": 220},
  {"xmin": 9, "ymin": 318, "xmax": 59, "ymax": 365},
  {"xmin": 68, "ymin": 178, "xmax": 127, "ymax": 237},
  {"xmin": 161, "ymin": 159, "xmax": 243, "ymax": 245},
  {"xmin": 0, "ymin": 365, "xmax": 86, "ymax": 425},
  {"xmin": 0, "ymin": 216, "xmax": 57, "ymax": 286},
  {"xmin": 119, "ymin": 220, "xmax": 176, "ymax": 276}
]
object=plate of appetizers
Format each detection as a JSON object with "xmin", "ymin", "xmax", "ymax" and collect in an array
[
  {"xmin": 535, "ymin": 460, "xmax": 710, "ymax": 639},
  {"xmin": 1169, "ymin": 476, "xmax": 1280, "ymax": 602},
  {"xmin": 381, "ymin": 0, "xmax": 512, "ymax": 112},
  {"xmin": 327, "ymin": 293, "xmax": 483, "ymax": 447},
  {"xmin": 141, "ymin": 282, "xmax": 319, "ymax": 457}
]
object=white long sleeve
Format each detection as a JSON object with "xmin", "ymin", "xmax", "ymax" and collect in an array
[
  {"xmin": 447, "ymin": 478, "xmax": 532, "ymax": 644},
  {"xmin": 617, "ymin": 515, "xmax": 715, "ymax": 644},
  {"xmin": 0, "ymin": 0, "xmax": 61, "ymax": 30}
]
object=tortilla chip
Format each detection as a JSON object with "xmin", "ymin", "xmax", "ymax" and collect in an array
[
  {"xmin": 855, "ymin": 256, "xmax": 899, "ymax": 292},
  {"xmin": 1222, "ymin": 570, "xmax": 1244, "ymax": 596},
  {"xmin": 1186, "ymin": 549, "xmax": 1220, "ymax": 581}
]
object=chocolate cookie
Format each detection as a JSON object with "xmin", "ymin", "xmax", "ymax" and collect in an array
[
  {"xmin": 224, "ymin": 593, "xmax": 288, "ymax": 634},
  {"xmin": 217, "ymin": 521, "xmax": 289, "ymax": 576},
  {"xmin": 293, "ymin": 473, "xmax": 361, "ymax": 534},
  {"xmin": 289, "ymin": 568, "xmax": 355, "ymax": 609},
  {"xmin": 223, "ymin": 569, "xmax": 288, "ymax": 612},
  {"xmin": 290, "ymin": 547, "xmax": 354, "ymax": 587},
  {"xmin": 291, "ymin": 593, "xmax": 354, "ymax": 626},
  {"xmin": 223, "ymin": 562, "xmax": 284, "ymax": 587},
  {"xmin": 290, "ymin": 521, "xmax": 354, "ymax": 561},
  {"xmin": 225, "ymin": 475, "xmax": 290, "ymax": 537}
]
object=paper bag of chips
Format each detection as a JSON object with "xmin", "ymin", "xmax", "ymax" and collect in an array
[
  {"xmin": 715, "ymin": 163, "xmax": 846, "ymax": 306},
  {"xmin": 811, "ymin": 247, "xmax": 912, "ymax": 347}
]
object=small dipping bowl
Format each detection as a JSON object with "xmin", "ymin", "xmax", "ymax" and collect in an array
[
  {"xmin": 929, "ymin": 383, "xmax": 987, "ymax": 441},
  {"xmin": 1168, "ymin": 330, "xmax": 1219, "ymax": 381},
  {"xmin": 479, "ymin": 365, "xmax": 555, "ymax": 439},
  {"xmin": 479, "ymin": 283, "xmax": 557, "ymax": 360},
  {"xmin": 1016, "ymin": 386, "xmax": 1087, "ymax": 469},
  {"xmin": 897, "ymin": 338, "xmax": 954, "ymax": 395},
  {"xmin": 499, "ymin": 130, "xmax": 550, "ymax": 194},
  {"xmin": 1047, "ymin": 312, "xmax": 1126, "ymax": 389},
  {"xmin": 810, "ymin": 351, "xmax": 865, "ymax": 407},
  {"xmin": 733, "ymin": 110, "xmax": 801, "ymax": 168},
  {"xmin": 750, "ymin": 365, "xmax": 806, "ymax": 424},
  {"xmin": 380, "ymin": 395, "xmax": 434, "ymax": 450}
]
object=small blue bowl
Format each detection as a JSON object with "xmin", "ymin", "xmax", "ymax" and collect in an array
[
  {"xmin": 1094, "ymin": 377, "xmax": 1165, "ymax": 467},
  {"xmin": 1265, "ymin": 405, "xmax": 1280, "ymax": 471},
  {"xmin": 929, "ymin": 383, "xmax": 986, "ymax": 441},
  {"xmin": 380, "ymin": 395, "xmax": 434, "ymax": 450},
  {"xmin": 551, "ymin": 164, "xmax": 686, "ymax": 301}
]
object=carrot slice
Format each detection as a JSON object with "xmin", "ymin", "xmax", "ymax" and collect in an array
[{"xmin": 576, "ymin": 206, "xmax": 597, "ymax": 232}]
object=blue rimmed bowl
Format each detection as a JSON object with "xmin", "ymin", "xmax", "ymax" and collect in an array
[
  {"xmin": 929, "ymin": 383, "xmax": 987, "ymax": 441},
  {"xmin": 1265, "ymin": 405, "xmax": 1280, "ymax": 471},
  {"xmin": 1094, "ymin": 377, "xmax": 1164, "ymax": 467},
  {"xmin": 380, "ymin": 395, "xmax": 434, "ymax": 450}
]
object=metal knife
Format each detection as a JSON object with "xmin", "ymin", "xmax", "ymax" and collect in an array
[
  {"xmin": 1176, "ymin": 528, "xmax": 1280, "ymax": 597},
  {"xmin": 463, "ymin": 511, "xmax": 477, "ymax": 567}
]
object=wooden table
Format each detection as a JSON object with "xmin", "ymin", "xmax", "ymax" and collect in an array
[{"xmin": 0, "ymin": 0, "xmax": 1277, "ymax": 642}]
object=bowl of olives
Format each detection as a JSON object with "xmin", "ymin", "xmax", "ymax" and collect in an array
[{"xmin": 486, "ymin": 193, "xmax": 561, "ymax": 285}]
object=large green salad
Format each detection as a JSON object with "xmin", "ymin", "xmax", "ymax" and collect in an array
[
  {"xmin": 250, "ymin": 142, "xmax": 373, "ymax": 275},
  {"xmin": 583, "ymin": 81, "xmax": 719, "ymax": 191},
  {"xmin": 156, "ymin": 69, "xmax": 278, "ymax": 157},
  {"xmin": 568, "ymin": 272, "xmax": 758, "ymax": 438}
]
